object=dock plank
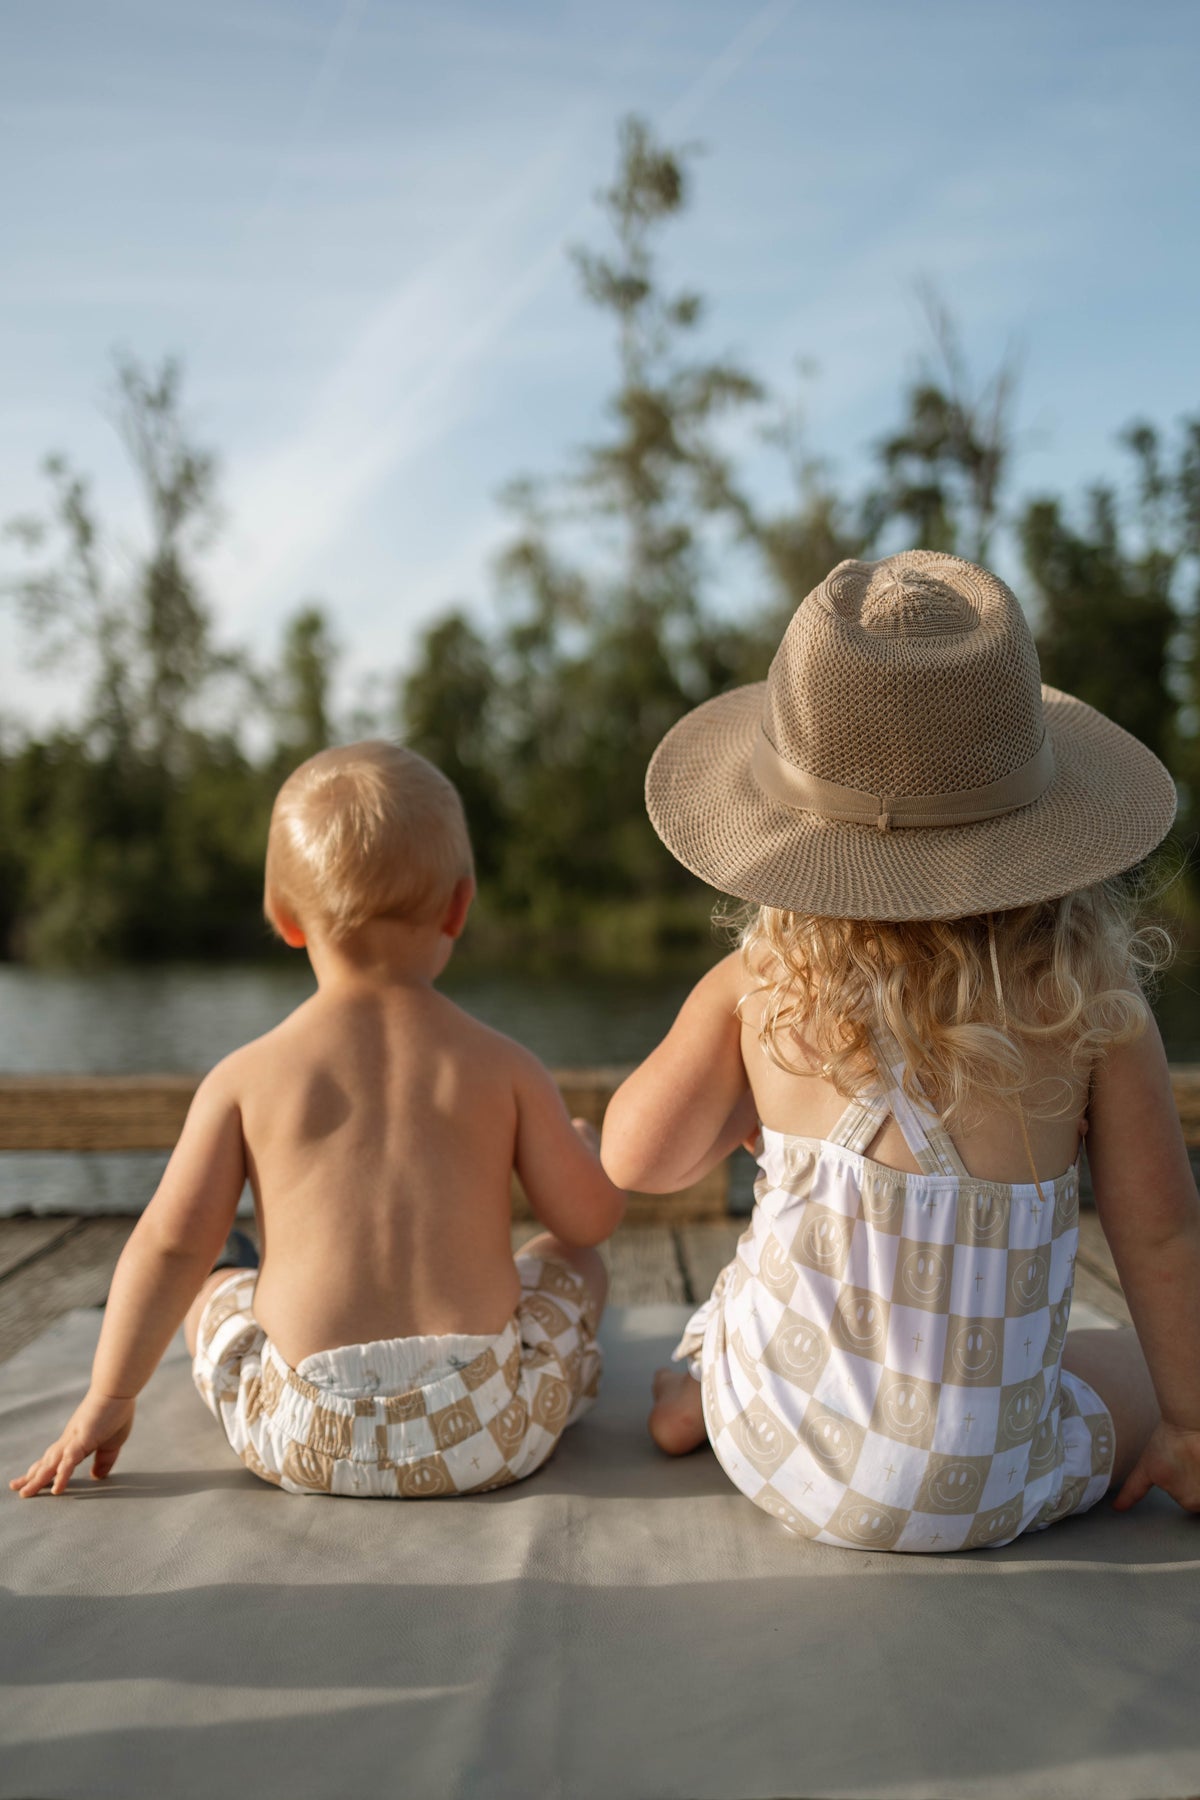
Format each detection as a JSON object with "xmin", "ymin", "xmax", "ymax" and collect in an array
[
  {"xmin": 0, "ymin": 1216, "xmax": 78, "ymax": 1282},
  {"xmin": 677, "ymin": 1221, "xmax": 743, "ymax": 1305},
  {"xmin": 0, "ymin": 1218, "xmax": 135, "ymax": 1364}
]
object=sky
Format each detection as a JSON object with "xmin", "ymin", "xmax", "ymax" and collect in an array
[{"xmin": 2, "ymin": 0, "xmax": 1198, "ymax": 727}]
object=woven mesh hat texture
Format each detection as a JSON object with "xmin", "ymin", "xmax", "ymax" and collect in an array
[
  {"xmin": 765, "ymin": 551, "xmax": 1042, "ymax": 794},
  {"xmin": 645, "ymin": 550, "xmax": 1177, "ymax": 920}
]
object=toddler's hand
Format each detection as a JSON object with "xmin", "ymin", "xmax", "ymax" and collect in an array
[
  {"xmin": 9, "ymin": 1391, "xmax": 136, "ymax": 1498},
  {"xmin": 1112, "ymin": 1420, "xmax": 1200, "ymax": 1515},
  {"xmin": 571, "ymin": 1116, "xmax": 601, "ymax": 1156}
]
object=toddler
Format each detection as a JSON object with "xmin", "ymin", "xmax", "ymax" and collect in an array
[
  {"xmin": 13, "ymin": 742, "xmax": 625, "ymax": 1499},
  {"xmin": 603, "ymin": 550, "xmax": 1200, "ymax": 1552}
]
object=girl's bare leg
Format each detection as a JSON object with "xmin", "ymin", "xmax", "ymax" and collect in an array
[
  {"xmin": 1061, "ymin": 1326, "xmax": 1160, "ymax": 1488},
  {"xmin": 648, "ymin": 1366, "xmax": 708, "ymax": 1455}
]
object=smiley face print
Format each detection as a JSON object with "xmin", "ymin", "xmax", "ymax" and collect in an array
[
  {"xmin": 915, "ymin": 1452, "xmax": 991, "ymax": 1516},
  {"xmin": 756, "ymin": 1232, "xmax": 799, "ymax": 1304},
  {"xmin": 728, "ymin": 1396, "xmax": 795, "ymax": 1477},
  {"xmin": 944, "ymin": 1318, "xmax": 1001, "ymax": 1386},
  {"xmin": 800, "ymin": 1401, "xmax": 864, "ymax": 1478},
  {"xmin": 1007, "ymin": 1247, "xmax": 1050, "ymax": 1316},
  {"xmin": 996, "ymin": 1376, "xmax": 1044, "ymax": 1450},
  {"xmin": 791, "ymin": 1207, "xmax": 853, "ymax": 1279},
  {"xmin": 955, "ymin": 1187, "xmax": 1011, "ymax": 1248},
  {"xmin": 870, "ymin": 1370, "xmax": 939, "ymax": 1448},
  {"xmin": 832, "ymin": 1287, "xmax": 889, "ymax": 1361},
  {"xmin": 964, "ymin": 1500, "xmax": 1024, "ymax": 1548},
  {"xmin": 897, "ymin": 1239, "xmax": 950, "ymax": 1313},
  {"xmin": 761, "ymin": 1310, "xmax": 830, "ymax": 1390},
  {"xmin": 826, "ymin": 1493, "xmax": 907, "ymax": 1549}
]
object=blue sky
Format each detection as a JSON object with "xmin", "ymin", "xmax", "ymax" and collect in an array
[{"xmin": 2, "ymin": 0, "xmax": 1197, "ymax": 725}]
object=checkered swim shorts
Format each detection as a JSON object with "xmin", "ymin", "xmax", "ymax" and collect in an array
[{"xmin": 193, "ymin": 1251, "xmax": 602, "ymax": 1497}]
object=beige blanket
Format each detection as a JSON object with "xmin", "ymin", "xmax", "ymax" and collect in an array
[{"xmin": 1, "ymin": 1305, "xmax": 1197, "ymax": 1800}]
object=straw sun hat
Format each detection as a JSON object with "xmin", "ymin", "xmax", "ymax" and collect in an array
[{"xmin": 646, "ymin": 550, "xmax": 1177, "ymax": 921}]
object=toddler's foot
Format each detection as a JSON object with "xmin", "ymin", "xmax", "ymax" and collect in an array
[{"xmin": 648, "ymin": 1366, "xmax": 708, "ymax": 1456}]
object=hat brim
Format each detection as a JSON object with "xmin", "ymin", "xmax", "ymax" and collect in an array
[{"xmin": 645, "ymin": 683, "xmax": 1177, "ymax": 920}]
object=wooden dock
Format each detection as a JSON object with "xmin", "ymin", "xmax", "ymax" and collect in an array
[{"xmin": 0, "ymin": 1063, "xmax": 1192, "ymax": 1362}]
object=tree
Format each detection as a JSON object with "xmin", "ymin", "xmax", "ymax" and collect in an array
[
  {"xmin": 480, "ymin": 116, "xmax": 768, "ymax": 915},
  {"xmin": 272, "ymin": 605, "xmax": 339, "ymax": 766},
  {"xmin": 867, "ymin": 286, "xmax": 1019, "ymax": 562},
  {"xmin": 1020, "ymin": 420, "xmax": 1200, "ymax": 786},
  {"xmin": 400, "ymin": 611, "xmax": 506, "ymax": 883},
  {"xmin": 3, "ymin": 354, "xmax": 233, "ymax": 768}
]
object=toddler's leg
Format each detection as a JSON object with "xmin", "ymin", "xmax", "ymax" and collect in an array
[
  {"xmin": 518, "ymin": 1230, "xmax": 608, "ymax": 1323},
  {"xmin": 1061, "ymin": 1326, "xmax": 1160, "ymax": 1488},
  {"xmin": 649, "ymin": 1367, "xmax": 708, "ymax": 1455}
]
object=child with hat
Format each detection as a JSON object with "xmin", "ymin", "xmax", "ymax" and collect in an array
[{"xmin": 602, "ymin": 550, "xmax": 1198, "ymax": 1551}]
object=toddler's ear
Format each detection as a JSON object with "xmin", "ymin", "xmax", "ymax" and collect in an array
[
  {"xmin": 441, "ymin": 876, "xmax": 475, "ymax": 941},
  {"xmin": 266, "ymin": 892, "xmax": 307, "ymax": 949}
]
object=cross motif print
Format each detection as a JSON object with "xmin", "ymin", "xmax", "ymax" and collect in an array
[
  {"xmin": 471, "ymin": 1456, "xmax": 481, "ymax": 1470},
  {"xmin": 964, "ymin": 1411, "xmax": 975, "ymax": 1428},
  {"xmin": 974, "ymin": 1272, "xmax": 984, "ymax": 1292},
  {"xmin": 884, "ymin": 1462, "xmax": 897, "ymax": 1482},
  {"xmin": 802, "ymin": 1480, "xmax": 815, "ymax": 1495},
  {"xmin": 930, "ymin": 1532, "xmax": 942, "ymax": 1545},
  {"xmin": 1008, "ymin": 1465, "xmax": 1018, "ymax": 1484},
  {"xmin": 1024, "ymin": 1335, "xmax": 1033, "ymax": 1355},
  {"xmin": 912, "ymin": 1331, "xmax": 924, "ymax": 1353},
  {"xmin": 1028, "ymin": 1197, "xmax": 1040, "ymax": 1219}
]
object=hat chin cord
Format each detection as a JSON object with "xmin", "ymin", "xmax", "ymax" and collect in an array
[{"xmin": 987, "ymin": 913, "xmax": 1049, "ymax": 1208}]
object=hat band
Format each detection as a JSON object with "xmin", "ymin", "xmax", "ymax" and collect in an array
[{"xmin": 751, "ymin": 727, "xmax": 1056, "ymax": 831}]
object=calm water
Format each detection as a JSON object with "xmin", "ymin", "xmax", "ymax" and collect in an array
[{"xmin": 1, "ymin": 952, "xmax": 1196, "ymax": 1215}]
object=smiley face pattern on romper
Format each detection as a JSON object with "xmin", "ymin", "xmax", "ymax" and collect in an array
[
  {"xmin": 192, "ymin": 1252, "xmax": 602, "ymax": 1497},
  {"xmin": 674, "ymin": 1029, "xmax": 1115, "ymax": 1553}
]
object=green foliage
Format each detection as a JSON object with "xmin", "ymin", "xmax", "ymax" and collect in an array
[{"xmin": 1, "ymin": 116, "xmax": 1195, "ymax": 965}]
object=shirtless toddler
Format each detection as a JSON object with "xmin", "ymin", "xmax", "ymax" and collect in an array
[{"xmin": 11, "ymin": 742, "xmax": 625, "ymax": 1499}]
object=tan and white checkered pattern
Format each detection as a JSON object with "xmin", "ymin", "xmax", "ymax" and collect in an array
[
  {"xmin": 193, "ymin": 1252, "xmax": 602, "ymax": 1498},
  {"xmin": 676, "ymin": 1032, "xmax": 1115, "ymax": 1553}
]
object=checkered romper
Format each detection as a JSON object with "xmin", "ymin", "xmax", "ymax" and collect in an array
[{"xmin": 676, "ymin": 1032, "xmax": 1115, "ymax": 1552}]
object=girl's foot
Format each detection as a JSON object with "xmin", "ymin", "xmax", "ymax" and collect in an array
[{"xmin": 648, "ymin": 1366, "xmax": 708, "ymax": 1455}]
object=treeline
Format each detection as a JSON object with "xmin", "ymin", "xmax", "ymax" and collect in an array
[{"xmin": 2, "ymin": 118, "xmax": 1198, "ymax": 965}]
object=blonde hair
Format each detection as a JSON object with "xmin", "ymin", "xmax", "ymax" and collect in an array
[
  {"xmin": 265, "ymin": 741, "xmax": 473, "ymax": 941},
  {"xmin": 740, "ymin": 878, "xmax": 1173, "ymax": 1127}
]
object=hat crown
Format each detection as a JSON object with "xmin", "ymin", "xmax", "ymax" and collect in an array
[{"xmin": 765, "ymin": 550, "xmax": 1044, "ymax": 798}]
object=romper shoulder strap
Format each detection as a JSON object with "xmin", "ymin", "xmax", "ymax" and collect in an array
[{"xmin": 826, "ymin": 1022, "xmax": 969, "ymax": 1177}]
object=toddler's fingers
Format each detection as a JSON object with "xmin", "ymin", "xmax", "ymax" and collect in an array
[
  {"xmin": 13, "ymin": 1456, "xmax": 55, "ymax": 1498},
  {"xmin": 1112, "ymin": 1462, "xmax": 1153, "ymax": 1511},
  {"xmin": 50, "ymin": 1447, "xmax": 85, "ymax": 1496},
  {"xmin": 91, "ymin": 1445, "xmax": 121, "ymax": 1480}
]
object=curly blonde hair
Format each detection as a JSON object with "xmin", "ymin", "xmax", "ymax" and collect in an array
[{"xmin": 739, "ymin": 877, "xmax": 1173, "ymax": 1127}]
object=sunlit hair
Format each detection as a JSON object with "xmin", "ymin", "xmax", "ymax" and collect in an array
[
  {"xmin": 736, "ymin": 875, "xmax": 1174, "ymax": 1126},
  {"xmin": 265, "ymin": 741, "xmax": 473, "ymax": 941}
]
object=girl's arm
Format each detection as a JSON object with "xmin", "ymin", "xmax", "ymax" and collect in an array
[
  {"xmin": 602, "ymin": 951, "xmax": 753, "ymax": 1193},
  {"xmin": 512, "ymin": 1051, "xmax": 627, "ymax": 1248},
  {"xmin": 10, "ymin": 1062, "xmax": 246, "ymax": 1497},
  {"xmin": 1087, "ymin": 1016, "xmax": 1200, "ymax": 1509}
]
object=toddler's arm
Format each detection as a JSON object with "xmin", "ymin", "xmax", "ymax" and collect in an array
[
  {"xmin": 601, "ymin": 952, "xmax": 754, "ymax": 1193},
  {"xmin": 512, "ymin": 1052, "xmax": 626, "ymax": 1247},
  {"xmin": 10, "ymin": 1061, "xmax": 246, "ymax": 1498},
  {"xmin": 1087, "ymin": 1017, "xmax": 1200, "ymax": 1513}
]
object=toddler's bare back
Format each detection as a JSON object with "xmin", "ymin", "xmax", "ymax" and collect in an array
[{"xmin": 227, "ymin": 985, "xmax": 528, "ymax": 1365}]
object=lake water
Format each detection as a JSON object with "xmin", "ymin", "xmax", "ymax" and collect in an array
[{"xmin": 1, "ymin": 951, "xmax": 1196, "ymax": 1216}]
